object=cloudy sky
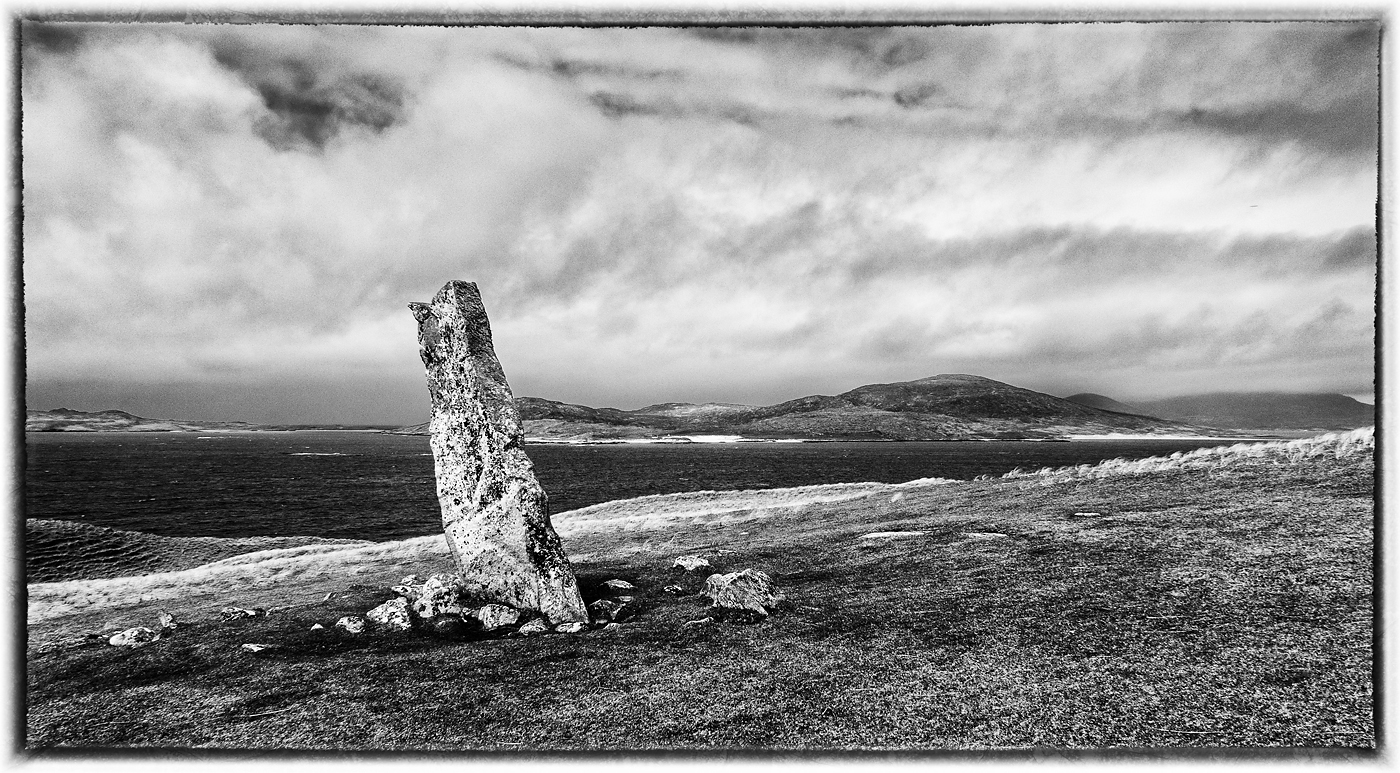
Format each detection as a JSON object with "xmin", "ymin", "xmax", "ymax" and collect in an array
[{"xmin": 21, "ymin": 21, "xmax": 1377, "ymax": 424}]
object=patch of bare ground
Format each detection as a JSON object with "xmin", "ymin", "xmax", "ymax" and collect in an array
[{"xmin": 26, "ymin": 430, "xmax": 1373, "ymax": 750}]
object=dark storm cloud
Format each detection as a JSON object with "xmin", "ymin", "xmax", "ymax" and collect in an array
[
  {"xmin": 21, "ymin": 21, "xmax": 86, "ymax": 55},
  {"xmin": 209, "ymin": 44, "xmax": 409, "ymax": 151},
  {"xmin": 1177, "ymin": 93, "xmax": 1378, "ymax": 158}
]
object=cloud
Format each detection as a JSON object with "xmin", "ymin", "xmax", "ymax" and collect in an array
[{"xmin": 20, "ymin": 23, "xmax": 1378, "ymax": 421}]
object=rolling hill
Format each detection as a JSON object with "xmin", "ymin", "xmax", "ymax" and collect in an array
[{"xmin": 393, "ymin": 374, "xmax": 1207, "ymax": 441}]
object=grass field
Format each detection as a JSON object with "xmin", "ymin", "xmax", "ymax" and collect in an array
[{"xmin": 25, "ymin": 430, "xmax": 1374, "ymax": 751}]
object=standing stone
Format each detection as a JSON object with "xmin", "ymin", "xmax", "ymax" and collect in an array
[{"xmin": 410, "ymin": 281, "xmax": 588, "ymax": 625}]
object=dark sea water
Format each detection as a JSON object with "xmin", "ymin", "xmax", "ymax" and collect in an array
[{"xmin": 25, "ymin": 432, "xmax": 1239, "ymax": 541}]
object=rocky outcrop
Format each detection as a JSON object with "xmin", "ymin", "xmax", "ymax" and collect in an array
[
  {"xmin": 702, "ymin": 569, "xmax": 783, "ymax": 621},
  {"xmin": 410, "ymin": 281, "xmax": 588, "ymax": 625}
]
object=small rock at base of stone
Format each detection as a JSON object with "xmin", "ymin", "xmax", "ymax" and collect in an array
[
  {"xmin": 475, "ymin": 604, "xmax": 522, "ymax": 631},
  {"xmin": 335, "ymin": 616, "xmax": 366, "ymax": 634},
  {"xmin": 366, "ymin": 598, "xmax": 413, "ymax": 631},
  {"xmin": 108, "ymin": 627, "xmax": 158, "ymax": 647},
  {"xmin": 554, "ymin": 622, "xmax": 587, "ymax": 634},
  {"xmin": 157, "ymin": 610, "xmax": 179, "ymax": 630},
  {"xmin": 673, "ymin": 556, "xmax": 711, "ymax": 572},
  {"xmin": 517, "ymin": 618, "xmax": 549, "ymax": 637}
]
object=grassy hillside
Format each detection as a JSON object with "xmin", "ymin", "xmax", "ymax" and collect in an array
[{"xmin": 26, "ymin": 430, "xmax": 1373, "ymax": 751}]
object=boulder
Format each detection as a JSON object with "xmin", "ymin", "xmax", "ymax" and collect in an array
[
  {"xmin": 108, "ymin": 627, "xmax": 158, "ymax": 647},
  {"xmin": 554, "ymin": 622, "xmax": 587, "ymax": 634},
  {"xmin": 588, "ymin": 599, "xmax": 622, "ymax": 623},
  {"xmin": 475, "ymin": 604, "xmax": 522, "ymax": 631},
  {"xmin": 220, "ymin": 607, "xmax": 264, "ymax": 622},
  {"xmin": 518, "ymin": 618, "xmax": 549, "ymax": 637},
  {"xmin": 673, "ymin": 556, "xmax": 711, "ymax": 572},
  {"xmin": 367, "ymin": 598, "xmax": 413, "ymax": 631},
  {"xmin": 410, "ymin": 282, "xmax": 588, "ymax": 626},
  {"xmin": 335, "ymin": 616, "xmax": 366, "ymax": 634},
  {"xmin": 602, "ymin": 579, "xmax": 635, "ymax": 591},
  {"xmin": 410, "ymin": 573, "xmax": 466, "ymax": 619},
  {"xmin": 702, "ymin": 570, "xmax": 783, "ymax": 620}
]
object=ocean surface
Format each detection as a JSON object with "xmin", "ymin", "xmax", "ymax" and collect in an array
[{"xmin": 25, "ymin": 432, "xmax": 1241, "ymax": 542}]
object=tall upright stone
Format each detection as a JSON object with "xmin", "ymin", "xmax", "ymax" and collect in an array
[{"xmin": 409, "ymin": 281, "xmax": 588, "ymax": 625}]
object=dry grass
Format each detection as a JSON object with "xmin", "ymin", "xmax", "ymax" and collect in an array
[{"xmin": 26, "ymin": 432, "xmax": 1374, "ymax": 751}]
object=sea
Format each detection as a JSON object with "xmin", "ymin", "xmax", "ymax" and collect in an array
[{"xmin": 25, "ymin": 432, "xmax": 1243, "ymax": 542}]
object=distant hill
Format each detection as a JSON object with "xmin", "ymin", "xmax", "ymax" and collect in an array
[
  {"xmin": 1064, "ymin": 393, "xmax": 1153, "ymax": 416},
  {"xmin": 1134, "ymin": 393, "xmax": 1374, "ymax": 431},
  {"xmin": 25, "ymin": 408, "xmax": 392, "ymax": 433},
  {"xmin": 391, "ymin": 374, "xmax": 1208, "ymax": 441}
]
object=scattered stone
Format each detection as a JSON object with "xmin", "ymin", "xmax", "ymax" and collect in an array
[
  {"xmin": 310, "ymin": 623, "xmax": 325, "ymax": 631},
  {"xmin": 1073, "ymin": 512, "xmax": 1102, "ymax": 518},
  {"xmin": 220, "ymin": 607, "xmax": 264, "ymax": 622},
  {"xmin": 410, "ymin": 281, "xmax": 588, "ymax": 625},
  {"xmin": 391, "ymin": 584, "xmax": 421, "ymax": 600},
  {"xmin": 860, "ymin": 531, "xmax": 926, "ymax": 540},
  {"xmin": 475, "ymin": 604, "xmax": 522, "ymax": 631},
  {"xmin": 411, "ymin": 573, "xmax": 466, "ymax": 619},
  {"xmin": 517, "ymin": 618, "xmax": 549, "ymax": 637},
  {"xmin": 602, "ymin": 623, "xmax": 622, "ymax": 632},
  {"xmin": 335, "ymin": 616, "xmax": 366, "ymax": 635},
  {"xmin": 588, "ymin": 598, "xmax": 632, "ymax": 623},
  {"xmin": 615, "ymin": 596, "xmax": 634, "ymax": 603},
  {"xmin": 673, "ymin": 556, "xmax": 711, "ymax": 572},
  {"xmin": 322, "ymin": 592, "xmax": 334, "ymax": 602},
  {"xmin": 241, "ymin": 643, "xmax": 276, "ymax": 653},
  {"xmin": 401, "ymin": 574, "xmax": 422, "ymax": 585},
  {"xmin": 963, "ymin": 532, "xmax": 1010, "ymax": 540},
  {"xmin": 663, "ymin": 585, "xmax": 687, "ymax": 596},
  {"xmin": 702, "ymin": 569, "xmax": 783, "ymax": 621},
  {"xmin": 682, "ymin": 617, "xmax": 715, "ymax": 628},
  {"xmin": 602, "ymin": 579, "xmax": 635, "ymax": 591},
  {"xmin": 424, "ymin": 614, "xmax": 479, "ymax": 638},
  {"xmin": 156, "ymin": 610, "xmax": 180, "ymax": 631},
  {"xmin": 554, "ymin": 622, "xmax": 587, "ymax": 634},
  {"xmin": 366, "ymin": 598, "xmax": 413, "ymax": 631},
  {"xmin": 108, "ymin": 627, "xmax": 158, "ymax": 648}
]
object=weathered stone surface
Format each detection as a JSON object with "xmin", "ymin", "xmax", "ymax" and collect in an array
[
  {"xmin": 409, "ymin": 573, "xmax": 465, "ymax": 619},
  {"xmin": 702, "ymin": 570, "xmax": 783, "ymax": 619},
  {"xmin": 475, "ymin": 603, "xmax": 522, "ymax": 631},
  {"xmin": 602, "ymin": 579, "xmax": 635, "ymax": 591},
  {"xmin": 157, "ymin": 610, "xmax": 180, "ymax": 632},
  {"xmin": 108, "ymin": 627, "xmax": 158, "ymax": 647},
  {"xmin": 673, "ymin": 556, "xmax": 711, "ymax": 572},
  {"xmin": 411, "ymin": 281, "xmax": 587, "ymax": 625},
  {"xmin": 367, "ymin": 598, "xmax": 413, "ymax": 631},
  {"xmin": 588, "ymin": 599, "xmax": 622, "ymax": 623},
  {"xmin": 241, "ymin": 643, "xmax": 276, "ymax": 653},
  {"xmin": 335, "ymin": 616, "xmax": 366, "ymax": 634},
  {"xmin": 518, "ymin": 618, "xmax": 549, "ymax": 637},
  {"xmin": 554, "ymin": 622, "xmax": 587, "ymax": 634},
  {"xmin": 220, "ymin": 607, "xmax": 264, "ymax": 622}
]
